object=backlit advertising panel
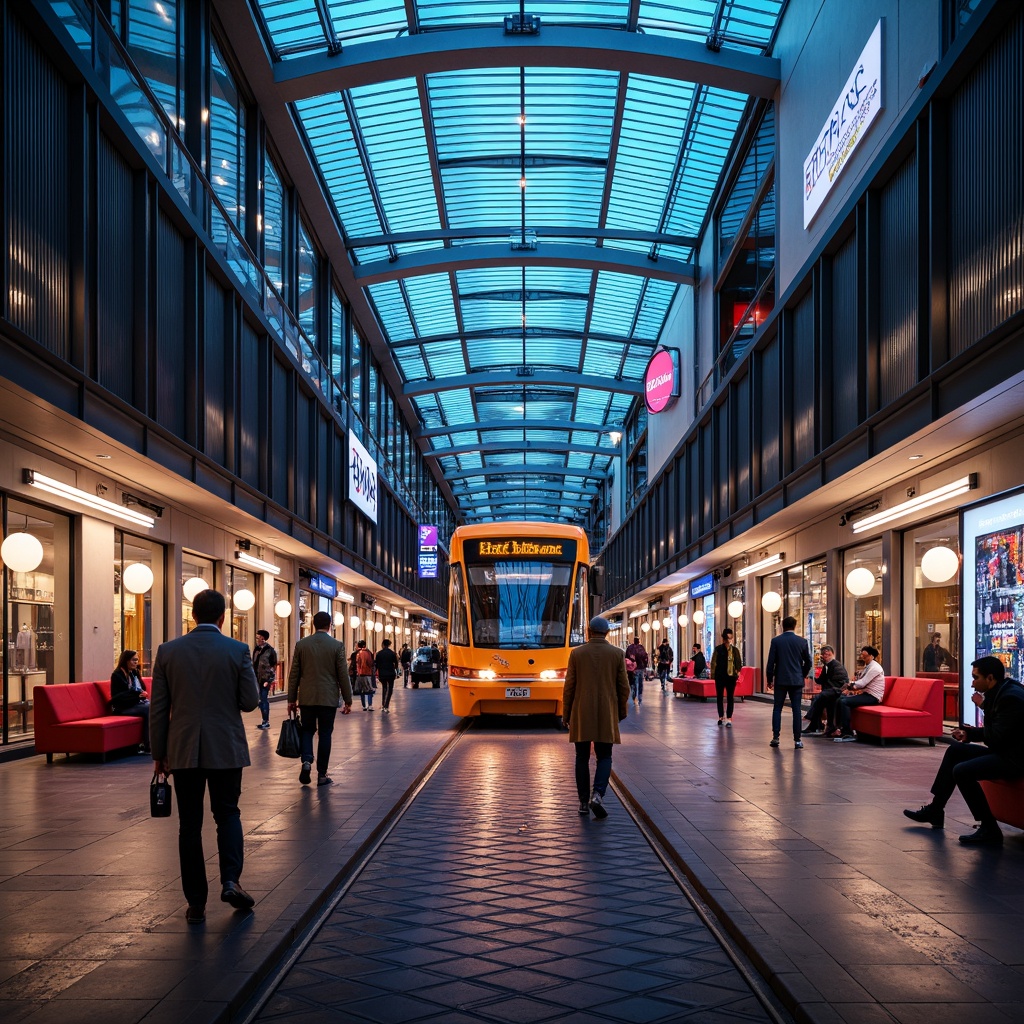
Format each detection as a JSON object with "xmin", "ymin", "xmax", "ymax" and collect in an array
[{"xmin": 418, "ymin": 524, "xmax": 439, "ymax": 579}]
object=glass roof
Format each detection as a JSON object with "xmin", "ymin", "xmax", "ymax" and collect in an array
[{"xmin": 252, "ymin": 0, "xmax": 785, "ymax": 525}]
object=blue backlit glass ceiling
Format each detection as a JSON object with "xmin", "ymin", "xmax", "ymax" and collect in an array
[{"xmin": 253, "ymin": 0, "xmax": 784, "ymax": 524}]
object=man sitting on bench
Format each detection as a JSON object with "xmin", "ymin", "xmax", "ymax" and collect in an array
[{"xmin": 904, "ymin": 656, "xmax": 1024, "ymax": 846}]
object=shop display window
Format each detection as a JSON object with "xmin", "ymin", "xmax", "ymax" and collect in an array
[
  {"xmin": 181, "ymin": 553, "xmax": 216, "ymax": 636},
  {"xmin": 272, "ymin": 579, "xmax": 291, "ymax": 694},
  {"xmin": 843, "ymin": 541, "xmax": 884, "ymax": 669},
  {"xmin": 229, "ymin": 566, "xmax": 256, "ymax": 645},
  {"xmin": 114, "ymin": 531, "xmax": 162, "ymax": 672},
  {"xmin": 2, "ymin": 498, "xmax": 70, "ymax": 742},
  {"xmin": 788, "ymin": 561, "xmax": 828, "ymax": 687}
]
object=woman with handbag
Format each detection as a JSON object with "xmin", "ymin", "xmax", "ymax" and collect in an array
[{"xmin": 111, "ymin": 649, "xmax": 150, "ymax": 752}]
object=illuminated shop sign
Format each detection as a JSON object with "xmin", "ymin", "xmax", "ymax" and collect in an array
[
  {"xmin": 689, "ymin": 572, "xmax": 717, "ymax": 600},
  {"xmin": 803, "ymin": 19, "xmax": 884, "ymax": 228},
  {"xmin": 418, "ymin": 524, "xmax": 439, "ymax": 580},
  {"xmin": 962, "ymin": 487, "xmax": 1024, "ymax": 724},
  {"xmin": 302, "ymin": 569, "xmax": 337, "ymax": 599},
  {"xmin": 348, "ymin": 429, "xmax": 378, "ymax": 524},
  {"xmin": 643, "ymin": 348, "xmax": 680, "ymax": 414},
  {"xmin": 468, "ymin": 539, "xmax": 577, "ymax": 562}
]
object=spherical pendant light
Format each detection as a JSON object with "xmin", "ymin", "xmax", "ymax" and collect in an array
[
  {"xmin": 350, "ymin": 614, "xmax": 362, "ymax": 630},
  {"xmin": 1, "ymin": 532, "xmax": 44, "ymax": 573},
  {"xmin": 679, "ymin": 614, "xmax": 689, "ymax": 628},
  {"xmin": 692, "ymin": 609, "xmax": 705, "ymax": 625},
  {"xmin": 182, "ymin": 576, "xmax": 209, "ymax": 602},
  {"xmin": 334, "ymin": 611, "xmax": 345, "ymax": 627},
  {"xmin": 845, "ymin": 567, "xmax": 876, "ymax": 596},
  {"xmin": 274, "ymin": 600, "xmax": 293, "ymax": 618},
  {"xmin": 122, "ymin": 562, "xmax": 155, "ymax": 595},
  {"xmin": 365, "ymin": 617, "xmax": 375, "ymax": 631},
  {"xmin": 374, "ymin": 620, "xmax": 384, "ymax": 633},
  {"xmin": 640, "ymin": 621, "xmax": 650, "ymax": 632},
  {"xmin": 921, "ymin": 546, "xmax": 959, "ymax": 583},
  {"xmin": 760, "ymin": 591, "xmax": 783, "ymax": 613},
  {"xmin": 233, "ymin": 588, "xmax": 255, "ymax": 611},
  {"xmin": 727, "ymin": 600, "xmax": 744, "ymax": 618},
  {"xmin": 662, "ymin": 616, "xmax": 672, "ymax": 629}
]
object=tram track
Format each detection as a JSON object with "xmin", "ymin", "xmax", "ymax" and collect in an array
[{"xmin": 236, "ymin": 721, "xmax": 796, "ymax": 1024}]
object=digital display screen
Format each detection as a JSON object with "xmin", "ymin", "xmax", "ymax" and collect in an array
[{"xmin": 467, "ymin": 539, "xmax": 576, "ymax": 562}]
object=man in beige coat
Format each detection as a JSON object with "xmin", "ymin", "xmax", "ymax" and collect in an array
[
  {"xmin": 562, "ymin": 616, "xmax": 630, "ymax": 818},
  {"xmin": 151, "ymin": 589, "xmax": 260, "ymax": 923},
  {"xmin": 287, "ymin": 611, "xmax": 353, "ymax": 787}
]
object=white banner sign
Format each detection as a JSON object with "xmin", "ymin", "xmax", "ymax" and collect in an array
[
  {"xmin": 804, "ymin": 20, "xmax": 884, "ymax": 229},
  {"xmin": 348, "ymin": 429, "xmax": 378, "ymax": 524}
]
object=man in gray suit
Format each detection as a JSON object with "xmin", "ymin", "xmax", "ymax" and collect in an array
[
  {"xmin": 151, "ymin": 589, "xmax": 260, "ymax": 924},
  {"xmin": 287, "ymin": 611, "xmax": 353, "ymax": 787}
]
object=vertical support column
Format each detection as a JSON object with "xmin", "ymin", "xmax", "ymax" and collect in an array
[
  {"xmin": 881, "ymin": 528, "xmax": 899, "ymax": 673},
  {"xmin": 69, "ymin": 83, "xmax": 90, "ymax": 374},
  {"xmin": 133, "ymin": 171, "xmax": 151, "ymax": 414},
  {"xmin": 927, "ymin": 100, "xmax": 949, "ymax": 372},
  {"xmin": 77, "ymin": 518, "xmax": 116, "ymax": 681}
]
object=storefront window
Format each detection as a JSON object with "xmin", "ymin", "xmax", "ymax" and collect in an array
[
  {"xmin": 229, "ymin": 566, "xmax": 256, "ymax": 645},
  {"xmin": 114, "ymin": 531, "xmax": 162, "ymax": 672},
  {"xmin": 843, "ymin": 541, "xmax": 884, "ymax": 668},
  {"xmin": 789, "ymin": 561, "xmax": 828, "ymax": 673},
  {"xmin": 181, "ymin": 553, "xmax": 215, "ymax": 636},
  {"xmin": 2, "ymin": 498, "xmax": 70, "ymax": 742},
  {"xmin": 272, "ymin": 579, "xmax": 291, "ymax": 694},
  {"xmin": 724, "ymin": 584, "xmax": 746, "ymax": 663}
]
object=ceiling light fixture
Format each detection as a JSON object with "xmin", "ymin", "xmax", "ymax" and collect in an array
[
  {"xmin": 850, "ymin": 475, "xmax": 977, "ymax": 533},
  {"xmin": 24, "ymin": 469, "xmax": 155, "ymax": 527},
  {"xmin": 235, "ymin": 550, "xmax": 281, "ymax": 575},
  {"xmin": 736, "ymin": 553, "xmax": 784, "ymax": 577}
]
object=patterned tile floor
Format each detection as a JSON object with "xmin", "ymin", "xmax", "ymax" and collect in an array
[{"xmin": 256, "ymin": 726, "xmax": 782, "ymax": 1024}]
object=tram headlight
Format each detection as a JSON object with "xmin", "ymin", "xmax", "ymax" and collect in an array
[
  {"xmin": 479, "ymin": 669, "xmax": 497, "ymax": 680},
  {"xmin": 539, "ymin": 670, "xmax": 558, "ymax": 680}
]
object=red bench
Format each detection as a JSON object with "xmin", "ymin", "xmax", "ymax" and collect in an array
[
  {"xmin": 979, "ymin": 780, "xmax": 1024, "ymax": 831},
  {"xmin": 673, "ymin": 663, "xmax": 759, "ymax": 701},
  {"xmin": 849, "ymin": 676, "xmax": 943, "ymax": 746},
  {"xmin": 34, "ymin": 679, "xmax": 151, "ymax": 763}
]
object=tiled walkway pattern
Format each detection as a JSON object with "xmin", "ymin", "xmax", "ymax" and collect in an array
[{"xmin": 257, "ymin": 728, "xmax": 778, "ymax": 1024}]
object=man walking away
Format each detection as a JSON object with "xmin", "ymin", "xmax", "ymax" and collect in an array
[
  {"xmin": 354, "ymin": 639, "xmax": 376, "ymax": 709},
  {"xmin": 375, "ymin": 638, "xmax": 400, "ymax": 712},
  {"xmin": 766, "ymin": 615, "xmax": 812, "ymax": 749},
  {"xmin": 151, "ymin": 589, "xmax": 260, "ymax": 924},
  {"xmin": 252, "ymin": 629, "xmax": 278, "ymax": 730},
  {"xmin": 656, "ymin": 638, "xmax": 673, "ymax": 692},
  {"xmin": 904, "ymin": 657, "xmax": 1024, "ymax": 845},
  {"xmin": 625, "ymin": 635, "xmax": 648, "ymax": 706},
  {"xmin": 563, "ymin": 616, "xmax": 630, "ymax": 819},
  {"xmin": 710, "ymin": 628, "xmax": 742, "ymax": 727},
  {"xmin": 287, "ymin": 611, "xmax": 353, "ymax": 787},
  {"xmin": 400, "ymin": 643, "xmax": 412, "ymax": 687}
]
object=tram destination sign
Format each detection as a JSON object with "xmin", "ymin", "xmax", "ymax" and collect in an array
[
  {"xmin": 468, "ymin": 538, "xmax": 577, "ymax": 562},
  {"xmin": 803, "ymin": 19, "xmax": 884, "ymax": 228}
]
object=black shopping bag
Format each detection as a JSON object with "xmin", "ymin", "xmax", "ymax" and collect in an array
[
  {"xmin": 150, "ymin": 771, "xmax": 173, "ymax": 817},
  {"xmin": 276, "ymin": 714, "xmax": 301, "ymax": 758}
]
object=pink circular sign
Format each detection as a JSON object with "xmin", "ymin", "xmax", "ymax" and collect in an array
[{"xmin": 644, "ymin": 349, "xmax": 678, "ymax": 413}]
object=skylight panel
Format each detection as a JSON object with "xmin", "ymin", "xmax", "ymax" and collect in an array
[
  {"xmin": 582, "ymin": 338, "xmax": 628, "ymax": 375},
  {"xmin": 397, "ymin": 348, "xmax": 429, "ymax": 382},
  {"xmin": 422, "ymin": 339, "xmax": 468, "ymax": 377},
  {"xmin": 367, "ymin": 281, "xmax": 414, "ymax": 342},
  {"xmin": 436, "ymin": 388, "xmax": 475, "ymax": 423},
  {"xmin": 326, "ymin": 1, "xmax": 408, "ymax": 47},
  {"xmin": 404, "ymin": 275, "xmax": 459, "ymax": 338},
  {"xmin": 466, "ymin": 336, "xmax": 528, "ymax": 369},
  {"xmin": 415, "ymin": 1, "xmax": 631, "ymax": 29},
  {"xmin": 590, "ymin": 272, "xmax": 644, "ymax": 335}
]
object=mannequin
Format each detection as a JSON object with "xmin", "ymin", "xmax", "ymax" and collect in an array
[{"xmin": 15, "ymin": 623, "xmax": 36, "ymax": 671}]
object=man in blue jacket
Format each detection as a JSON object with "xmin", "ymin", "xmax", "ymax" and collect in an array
[{"xmin": 766, "ymin": 615, "xmax": 812, "ymax": 749}]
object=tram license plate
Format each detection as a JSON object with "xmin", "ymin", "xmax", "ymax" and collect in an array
[{"xmin": 505, "ymin": 687, "xmax": 530, "ymax": 699}]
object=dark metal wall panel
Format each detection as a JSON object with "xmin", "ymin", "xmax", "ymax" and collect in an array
[
  {"xmin": 791, "ymin": 292, "xmax": 815, "ymax": 469},
  {"xmin": 715, "ymin": 403, "xmax": 729, "ymax": 521},
  {"xmin": 316, "ymin": 415, "xmax": 330, "ymax": 534},
  {"xmin": 734, "ymin": 374, "xmax": 751, "ymax": 508},
  {"xmin": 294, "ymin": 389, "xmax": 312, "ymax": 523},
  {"xmin": 204, "ymin": 274, "xmax": 226, "ymax": 465},
  {"xmin": 238, "ymin": 319, "xmax": 260, "ymax": 488},
  {"xmin": 949, "ymin": 10, "xmax": 1024, "ymax": 355},
  {"xmin": 758, "ymin": 336, "xmax": 781, "ymax": 491},
  {"xmin": 155, "ymin": 213, "xmax": 186, "ymax": 437},
  {"xmin": 700, "ymin": 422, "xmax": 713, "ymax": 536},
  {"xmin": 5, "ymin": 15, "xmax": 70, "ymax": 358},
  {"xmin": 96, "ymin": 134, "xmax": 134, "ymax": 402},
  {"xmin": 270, "ymin": 357, "xmax": 290, "ymax": 507},
  {"xmin": 830, "ymin": 235, "xmax": 858, "ymax": 439},
  {"xmin": 879, "ymin": 154, "xmax": 919, "ymax": 404}
]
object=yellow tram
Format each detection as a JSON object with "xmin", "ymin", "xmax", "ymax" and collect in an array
[{"xmin": 446, "ymin": 522, "xmax": 594, "ymax": 717}]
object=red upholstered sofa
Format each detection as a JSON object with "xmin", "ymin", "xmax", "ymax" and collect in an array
[
  {"xmin": 979, "ymin": 780, "xmax": 1024, "ymax": 830},
  {"xmin": 34, "ymin": 679, "xmax": 150, "ymax": 763},
  {"xmin": 673, "ymin": 663, "xmax": 759, "ymax": 700},
  {"xmin": 849, "ymin": 676, "xmax": 943, "ymax": 745}
]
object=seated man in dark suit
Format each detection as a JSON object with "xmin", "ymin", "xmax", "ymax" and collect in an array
[
  {"xmin": 803, "ymin": 645, "xmax": 849, "ymax": 735},
  {"xmin": 904, "ymin": 656, "xmax": 1024, "ymax": 846}
]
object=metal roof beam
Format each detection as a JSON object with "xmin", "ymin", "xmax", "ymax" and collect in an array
[
  {"xmin": 426, "ymin": 441, "xmax": 615, "ymax": 458},
  {"xmin": 273, "ymin": 27, "xmax": 780, "ymax": 101},
  {"xmin": 403, "ymin": 371, "xmax": 641, "ymax": 397},
  {"xmin": 355, "ymin": 243, "xmax": 695, "ymax": 287},
  {"xmin": 417, "ymin": 419, "xmax": 612, "ymax": 438},
  {"xmin": 347, "ymin": 225, "xmax": 698, "ymax": 249},
  {"xmin": 443, "ymin": 465, "xmax": 608, "ymax": 483},
  {"xmin": 459, "ymin": 496, "xmax": 588, "ymax": 511}
]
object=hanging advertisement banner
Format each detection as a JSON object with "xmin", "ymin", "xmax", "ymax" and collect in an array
[
  {"xmin": 803, "ymin": 19, "xmax": 884, "ymax": 228},
  {"xmin": 418, "ymin": 524, "xmax": 439, "ymax": 579},
  {"xmin": 643, "ymin": 348, "xmax": 681, "ymax": 414},
  {"xmin": 348, "ymin": 430, "xmax": 378, "ymax": 524}
]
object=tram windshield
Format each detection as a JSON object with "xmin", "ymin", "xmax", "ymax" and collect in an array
[{"xmin": 465, "ymin": 560, "xmax": 573, "ymax": 649}]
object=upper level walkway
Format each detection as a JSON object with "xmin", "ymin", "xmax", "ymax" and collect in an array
[{"xmin": 1, "ymin": 684, "xmax": 1022, "ymax": 1023}]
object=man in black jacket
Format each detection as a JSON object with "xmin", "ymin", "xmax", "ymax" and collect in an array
[
  {"xmin": 803, "ymin": 645, "xmax": 849, "ymax": 736},
  {"xmin": 375, "ymin": 638, "xmax": 400, "ymax": 713},
  {"xmin": 904, "ymin": 656, "xmax": 1024, "ymax": 845},
  {"xmin": 766, "ymin": 616, "xmax": 812, "ymax": 749}
]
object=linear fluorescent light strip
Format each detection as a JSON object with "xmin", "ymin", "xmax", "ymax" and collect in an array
[
  {"xmin": 736, "ymin": 553, "xmax": 784, "ymax": 577},
  {"xmin": 26, "ymin": 470, "xmax": 155, "ymax": 528},
  {"xmin": 235, "ymin": 551, "xmax": 281, "ymax": 575},
  {"xmin": 851, "ymin": 476, "xmax": 974, "ymax": 534}
]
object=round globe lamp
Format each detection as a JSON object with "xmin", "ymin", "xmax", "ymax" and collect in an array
[
  {"xmin": 692, "ymin": 609, "xmax": 705, "ymax": 625},
  {"xmin": 727, "ymin": 599, "xmax": 744, "ymax": 618},
  {"xmin": 182, "ymin": 576, "xmax": 209, "ymax": 602},
  {"xmin": 640, "ymin": 621, "xmax": 650, "ymax": 632},
  {"xmin": 921, "ymin": 546, "xmax": 959, "ymax": 583},
  {"xmin": 662, "ymin": 617, "xmax": 672, "ymax": 629},
  {"xmin": 845, "ymin": 567, "xmax": 876, "ymax": 596},
  {"xmin": 761, "ymin": 591, "xmax": 783, "ymax": 613},
  {"xmin": 334, "ymin": 611, "xmax": 345, "ymax": 627},
  {"xmin": 374, "ymin": 621, "xmax": 383, "ymax": 633},
  {"xmin": 1, "ymin": 532, "xmax": 44, "ymax": 573},
  {"xmin": 365, "ymin": 618, "xmax": 375, "ymax": 631},
  {"xmin": 350, "ymin": 615, "xmax": 361, "ymax": 630},
  {"xmin": 233, "ymin": 588, "xmax": 255, "ymax": 611},
  {"xmin": 679, "ymin": 614, "xmax": 689, "ymax": 628},
  {"xmin": 274, "ymin": 600, "xmax": 292, "ymax": 618},
  {"xmin": 122, "ymin": 562, "xmax": 154, "ymax": 595}
]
